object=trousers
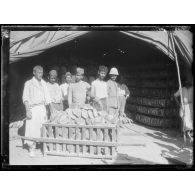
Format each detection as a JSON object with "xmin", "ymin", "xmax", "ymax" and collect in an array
[{"xmin": 119, "ymin": 96, "xmax": 127, "ymax": 116}]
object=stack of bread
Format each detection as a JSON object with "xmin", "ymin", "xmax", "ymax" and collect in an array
[{"xmin": 49, "ymin": 104, "xmax": 132, "ymax": 126}]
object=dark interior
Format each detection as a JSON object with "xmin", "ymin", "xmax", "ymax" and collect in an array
[{"xmin": 9, "ymin": 31, "xmax": 192, "ymax": 130}]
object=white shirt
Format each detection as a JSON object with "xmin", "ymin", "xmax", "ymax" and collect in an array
[
  {"xmin": 22, "ymin": 77, "xmax": 51, "ymax": 107},
  {"xmin": 47, "ymin": 82, "xmax": 62, "ymax": 103},
  {"xmin": 175, "ymin": 86, "xmax": 193, "ymax": 104},
  {"xmin": 60, "ymin": 83, "xmax": 69, "ymax": 101},
  {"xmin": 118, "ymin": 88, "xmax": 126, "ymax": 96},
  {"xmin": 91, "ymin": 79, "xmax": 108, "ymax": 99}
]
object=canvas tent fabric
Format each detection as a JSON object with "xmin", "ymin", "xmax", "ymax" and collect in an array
[
  {"xmin": 10, "ymin": 31, "xmax": 89, "ymax": 63},
  {"xmin": 10, "ymin": 30, "xmax": 193, "ymax": 67},
  {"xmin": 121, "ymin": 30, "xmax": 193, "ymax": 67}
]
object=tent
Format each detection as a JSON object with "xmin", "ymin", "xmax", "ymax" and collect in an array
[
  {"xmin": 9, "ymin": 30, "xmax": 193, "ymax": 129},
  {"xmin": 10, "ymin": 30, "xmax": 193, "ymax": 67}
]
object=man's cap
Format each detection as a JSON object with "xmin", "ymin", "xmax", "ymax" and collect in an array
[
  {"xmin": 76, "ymin": 67, "xmax": 84, "ymax": 75},
  {"xmin": 65, "ymin": 72, "xmax": 72, "ymax": 78},
  {"xmin": 109, "ymin": 67, "xmax": 119, "ymax": 75},
  {"xmin": 98, "ymin": 65, "xmax": 108, "ymax": 73},
  {"xmin": 49, "ymin": 70, "xmax": 58, "ymax": 77}
]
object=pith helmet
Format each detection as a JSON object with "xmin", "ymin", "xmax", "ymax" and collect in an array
[{"xmin": 109, "ymin": 67, "xmax": 119, "ymax": 75}]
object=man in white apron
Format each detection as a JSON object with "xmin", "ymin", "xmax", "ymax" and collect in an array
[
  {"xmin": 22, "ymin": 66, "xmax": 51, "ymax": 157},
  {"xmin": 174, "ymin": 80, "xmax": 193, "ymax": 135}
]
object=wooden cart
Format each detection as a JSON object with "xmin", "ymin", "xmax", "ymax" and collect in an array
[{"xmin": 41, "ymin": 123, "xmax": 119, "ymax": 159}]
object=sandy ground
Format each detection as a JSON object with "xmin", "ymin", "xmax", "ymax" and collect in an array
[{"xmin": 9, "ymin": 123, "xmax": 193, "ymax": 165}]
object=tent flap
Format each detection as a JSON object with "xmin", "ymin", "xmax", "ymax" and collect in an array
[{"xmin": 10, "ymin": 31, "xmax": 89, "ymax": 63}]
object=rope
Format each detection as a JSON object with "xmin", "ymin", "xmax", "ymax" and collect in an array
[{"xmin": 169, "ymin": 32, "xmax": 186, "ymax": 140}]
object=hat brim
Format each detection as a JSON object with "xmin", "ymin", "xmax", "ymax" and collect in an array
[{"xmin": 109, "ymin": 73, "xmax": 119, "ymax": 75}]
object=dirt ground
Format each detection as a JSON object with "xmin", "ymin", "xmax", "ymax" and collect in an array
[{"xmin": 9, "ymin": 123, "xmax": 193, "ymax": 165}]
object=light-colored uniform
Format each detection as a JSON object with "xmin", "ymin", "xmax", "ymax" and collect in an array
[
  {"xmin": 68, "ymin": 80, "xmax": 90, "ymax": 108},
  {"xmin": 175, "ymin": 86, "xmax": 193, "ymax": 130},
  {"xmin": 60, "ymin": 83, "xmax": 69, "ymax": 101},
  {"xmin": 107, "ymin": 79, "xmax": 119, "ymax": 116},
  {"xmin": 22, "ymin": 77, "xmax": 51, "ymax": 146},
  {"xmin": 60, "ymin": 82, "xmax": 70, "ymax": 110},
  {"xmin": 118, "ymin": 83, "xmax": 130, "ymax": 116},
  {"xmin": 91, "ymin": 79, "xmax": 108, "ymax": 111},
  {"xmin": 47, "ymin": 82, "xmax": 62, "ymax": 111}
]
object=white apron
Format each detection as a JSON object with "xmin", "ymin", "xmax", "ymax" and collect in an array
[
  {"xmin": 25, "ymin": 105, "xmax": 47, "ymax": 146},
  {"xmin": 181, "ymin": 103, "xmax": 193, "ymax": 130}
]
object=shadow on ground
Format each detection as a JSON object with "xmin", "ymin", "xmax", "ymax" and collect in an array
[
  {"xmin": 117, "ymin": 123, "xmax": 193, "ymax": 165},
  {"xmin": 113, "ymin": 153, "xmax": 156, "ymax": 164}
]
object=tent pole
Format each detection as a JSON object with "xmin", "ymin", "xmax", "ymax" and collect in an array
[{"xmin": 170, "ymin": 32, "xmax": 185, "ymax": 135}]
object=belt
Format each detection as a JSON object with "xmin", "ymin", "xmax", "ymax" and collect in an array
[
  {"xmin": 30, "ymin": 103, "xmax": 45, "ymax": 108},
  {"xmin": 52, "ymin": 102, "xmax": 61, "ymax": 104},
  {"xmin": 183, "ymin": 102, "xmax": 192, "ymax": 105},
  {"xmin": 99, "ymin": 97, "xmax": 107, "ymax": 100}
]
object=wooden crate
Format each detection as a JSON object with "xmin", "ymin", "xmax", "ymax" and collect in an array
[{"xmin": 41, "ymin": 123, "xmax": 119, "ymax": 159}]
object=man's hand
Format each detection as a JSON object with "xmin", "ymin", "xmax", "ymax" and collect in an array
[
  {"xmin": 86, "ymin": 95, "xmax": 91, "ymax": 103},
  {"xmin": 24, "ymin": 101, "xmax": 32, "ymax": 119},
  {"xmin": 94, "ymin": 97, "xmax": 100, "ymax": 102},
  {"xmin": 180, "ymin": 108, "xmax": 184, "ymax": 118},
  {"xmin": 26, "ymin": 109, "xmax": 32, "ymax": 119},
  {"xmin": 60, "ymin": 101, "xmax": 63, "ymax": 111},
  {"xmin": 49, "ymin": 103, "xmax": 55, "ymax": 115}
]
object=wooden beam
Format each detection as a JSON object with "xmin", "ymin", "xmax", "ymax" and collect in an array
[
  {"xmin": 17, "ymin": 135, "xmax": 118, "ymax": 147},
  {"xmin": 45, "ymin": 151, "xmax": 113, "ymax": 159},
  {"xmin": 43, "ymin": 123, "xmax": 116, "ymax": 129}
]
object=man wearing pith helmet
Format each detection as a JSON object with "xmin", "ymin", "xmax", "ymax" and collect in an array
[{"xmin": 107, "ymin": 67, "xmax": 120, "ymax": 116}]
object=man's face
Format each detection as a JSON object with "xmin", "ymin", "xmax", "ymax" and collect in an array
[
  {"xmin": 66, "ymin": 75, "xmax": 72, "ymax": 84},
  {"xmin": 110, "ymin": 74, "xmax": 117, "ymax": 81},
  {"xmin": 49, "ymin": 75, "xmax": 57, "ymax": 84},
  {"xmin": 33, "ymin": 69, "xmax": 43, "ymax": 81},
  {"xmin": 75, "ymin": 74, "xmax": 83, "ymax": 82},
  {"xmin": 99, "ymin": 71, "xmax": 106, "ymax": 80},
  {"xmin": 120, "ymin": 77, "xmax": 125, "ymax": 84}
]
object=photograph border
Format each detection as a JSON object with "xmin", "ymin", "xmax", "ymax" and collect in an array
[{"xmin": 1, "ymin": 24, "xmax": 194, "ymax": 171}]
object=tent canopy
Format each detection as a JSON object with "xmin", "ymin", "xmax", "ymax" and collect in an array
[{"xmin": 10, "ymin": 30, "xmax": 193, "ymax": 67}]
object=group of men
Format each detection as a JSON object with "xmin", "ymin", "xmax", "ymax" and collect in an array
[{"xmin": 22, "ymin": 65, "xmax": 130, "ymax": 156}]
